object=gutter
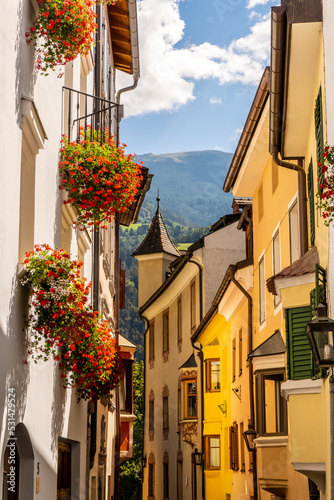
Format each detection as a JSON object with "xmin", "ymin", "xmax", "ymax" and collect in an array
[
  {"xmin": 189, "ymin": 260, "xmax": 205, "ymax": 500},
  {"xmin": 114, "ymin": 1, "xmax": 140, "ymax": 497},
  {"xmin": 223, "ymin": 67, "xmax": 270, "ymax": 193},
  {"xmin": 269, "ymin": 6, "xmax": 308, "ymax": 257},
  {"xmin": 229, "ymin": 267, "xmax": 258, "ymax": 500},
  {"xmin": 139, "ymin": 315, "xmax": 150, "ymax": 485}
]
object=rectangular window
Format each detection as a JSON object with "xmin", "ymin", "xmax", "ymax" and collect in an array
[
  {"xmin": 206, "ymin": 359, "xmax": 220, "ymax": 391},
  {"xmin": 256, "ymin": 370, "xmax": 287, "ymax": 436},
  {"xmin": 258, "ymin": 182, "xmax": 264, "ymax": 221},
  {"xmin": 286, "ymin": 306, "xmax": 318, "ymax": 380},
  {"xmin": 149, "ymin": 401, "xmax": 154, "ymax": 431},
  {"xmin": 177, "ymin": 298, "xmax": 182, "ymax": 343},
  {"xmin": 163, "ymin": 312, "xmax": 169, "ymax": 353},
  {"xmin": 308, "ymin": 159, "xmax": 315, "ymax": 245},
  {"xmin": 289, "ymin": 200, "xmax": 300, "ymax": 264},
  {"xmin": 178, "ymin": 388, "xmax": 181, "ymax": 423},
  {"xmin": 229, "ymin": 422, "xmax": 239, "ymax": 471},
  {"xmin": 190, "ymin": 282, "xmax": 196, "ymax": 331},
  {"xmin": 272, "ymin": 230, "xmax": 281, "ymax": 308},
  {"xmin": 149, "ymin": 322, "xmax": 155, "ymax": 360},
  {"xmin": 204, "ymin": 435, "xmax": 220, "ymax": 470},
  {"xmin": 184, "ymin": 380, "xmax": 197, "ymax": 419},
  {"xmin": 239, "ymin": 328, "xmax": 243, "ymax": 376},
  {"xmin": 163, "ymin": 397, "xmax": 169, "ymax": 430},
  {"xmin": 119, "ymin": 360, "xmax": 133, "ymax": 413},
  {"xmin": 177, "ymin": 460, "xmax": 183, "ymax": 500},
  {"xmin": 259, "ymin": 256, "xmax": 266, "ymax": 325},
  {"xmin": 272, "ymin": 159, "xmax": 278, "ymax": 193},
  {"xmin": 148, "ymin": 463, "xmax": 154, "ymax": 498},
  {"xmin": 163, "ymin": 463, "xmax": 169, "ymax": 499},
  {"xmin": 57, "ymin": 440, "xmax": 71, "ymax": 499}
]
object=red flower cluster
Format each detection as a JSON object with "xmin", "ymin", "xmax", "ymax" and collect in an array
[
  {"xmin": 22, "ymin": 244, "xmax": 122, "ymax": 402},
  {"xmin": 59, "ymin": 128, "xmax": 143, "ymax": 228},
  {"xmin": 25, "ymin": 0, "xmax": 98, "ymax": 75},
  {"xmin": 317, "ymin": 144, "xmax": 334, "ymax": 225}
]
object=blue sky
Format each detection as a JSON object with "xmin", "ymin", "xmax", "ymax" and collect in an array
[{"xmin": 117, "ymin": 0, "xmax": 276, "ymax": 155}]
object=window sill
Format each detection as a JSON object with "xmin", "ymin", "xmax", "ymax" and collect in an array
[
  {"xmin": 254, "ymin": 436, "xmax": 288, "ymax": 448},
  {"xmin": 180, "ymin": 418, "xmax": 198, "ymax": 424},
  {"xmin": 259, "ymin": 320, "xmax": 266, "ymax": 332},
  {"xmin": 281, "ymin": 379, "xmax": 322, "ymax": 400}
]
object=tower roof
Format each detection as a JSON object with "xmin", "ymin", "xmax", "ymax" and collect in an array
[{"xmin": 133, "ymin": 201, "xmax": 180, "ymax": 258}]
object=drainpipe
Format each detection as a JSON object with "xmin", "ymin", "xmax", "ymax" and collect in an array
[
  {"xmin": 139, "ymin": 315, "xmax": 150, "ymax": 485},
  {"xmin": 229, "ymin": 267, "xmax": 258, "ymax": 500},
  {"xmin": 189, "ymin": 259, "xmax": 205, "ymax": 500},
  {"xmin": 114, "ymin": 5, "xmax": 140, "ymax": 494},
  {"xmin": 271, "ymin": 153, "xmax": 308, "ymax": 257}
]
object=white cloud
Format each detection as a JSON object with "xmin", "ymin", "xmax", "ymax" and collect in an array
[
  {"xmin": 209, "ymin": 97, "xmax": 222, "ymax": 105},
  {"xmin": 246, "ymin": 0, "xmax": 271, "ymax": 8},
  {"xmin": 117, "ymin": 0, "xmax": 270, "ymax": 117}
]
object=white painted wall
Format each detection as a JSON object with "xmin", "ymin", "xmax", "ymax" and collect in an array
[
  {"xmin": 0, "ymin": 1, "xmax": 119, "ymax": 499},
  {"xmin": 323, "ymin": 1, "xmax": 334, "ymax": 317},
  {"xmin": 201, "ymin": 221, "xmax": 246, "ymax": 314}
]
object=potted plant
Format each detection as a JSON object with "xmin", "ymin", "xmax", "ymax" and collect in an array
[
  {"xmin": 59, "ymin": 128, "xmax": 143, "ymax": 228},
  {"xmin": 317, "ymin": 144, "xmax": 334, "ymax": 225},
  {"xmin": 22, "ymin": 244, "xmax": 122, "ymax": 402},
  {"xmin": 26, "ymin": 0, "xmax": 98, "ymax": 75}
]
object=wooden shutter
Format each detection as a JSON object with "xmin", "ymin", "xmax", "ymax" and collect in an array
[
  {"xmin": 120, "ymin": 268, "xmax": 126, "ymax": 309},
  {"xmin": 286, "ymin": 306, "xmax": 316, "ymax": 380},
  {"xmin": 229, "ymin": 423, "xmax": 239, "ymax": 471},
  {"xmin": 308, "ymin": 159, "xmax": 315, "ymax": 245},
  {"xmin": 315, "ymin": 87, "xmax": 324, "ymax": 190}
]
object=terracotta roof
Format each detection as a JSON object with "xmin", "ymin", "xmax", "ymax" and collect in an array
[
  {"xmin": 132, "ymin": 205, "xmax": 180, "ymax": 257},
  {"xmin": 266, "ymin": 246, "xmax": 319, "ymax": 295}
]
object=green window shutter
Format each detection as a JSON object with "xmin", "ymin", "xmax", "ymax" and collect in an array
[
  {"xmin": 314, "ymin": 87, "xmax": 324, "ymax": 190},
  {"xmin": 286, "ymin": 306, "xmax": 317, "ymax": 380},
  {"xmin": 308, "ymin": 159, "xmax": 315, "ymax": 245}
]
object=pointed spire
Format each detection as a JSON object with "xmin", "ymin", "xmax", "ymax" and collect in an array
[{"xmin": 132, "ymin": 195, "xmax": 180, "ymax": 258}]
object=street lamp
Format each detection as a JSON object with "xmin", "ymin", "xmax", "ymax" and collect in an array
[
  {"xmin": 191, "ymin": 448, "xmax": 203, "ymax": 466},
  {"xmin": 306, "ymin": 305, "xmax": 334, "ymax": 367},
  {"xmin": 243, "ymin": 423, "xmax": 257, "ymax": 452},
  {"xmin": 141, "ymin": 456, "xmax": 147, "ymax": 469}
]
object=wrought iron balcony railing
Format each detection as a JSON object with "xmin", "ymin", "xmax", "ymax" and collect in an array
[{"xmin": 62, "ymin": 86, "xmax": 118, "ymax": 142}]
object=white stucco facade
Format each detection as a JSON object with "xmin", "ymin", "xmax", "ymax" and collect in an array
[{"xmin": 0, "ymin": 1, "xmax": 137, "ymax": 499}]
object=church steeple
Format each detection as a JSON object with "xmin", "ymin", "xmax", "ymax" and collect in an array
[
  {"xmin": 133, "ymin": 197, "xmax": 180, "ymax": 308},
  {"xmin": 132, "ymin": 196, "xmax": 180, "ymax": 258}
]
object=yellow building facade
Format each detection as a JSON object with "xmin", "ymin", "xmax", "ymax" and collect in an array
[{"xmin": 222, "ymin": 1, "xmax": 329, "ymax": 498}]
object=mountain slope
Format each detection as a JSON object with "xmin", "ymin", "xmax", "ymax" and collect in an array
[{"xmin": 136, "ymin": 150, "xmax": 233, "ymax": 227}]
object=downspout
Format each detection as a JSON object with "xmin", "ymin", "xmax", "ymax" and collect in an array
[
  {"xmin": 114, "ymin": 2, "xmax": 140, "ymax": 496},
  {"xmin": 271, "ymin": 154, "xmax": 308, "ymax": 257},
  {"xmin": 229, "ymin": 267, "xmax": 258, "ymax": 500},
  {"xmin": 139, "ymin": 315, "xmax": 150, "ymax": 485},
  {"xmin": 87, "ymin": 5, "xmax": 102, "ymax": 495},
  {"xmin": 189, "ymin": 259, "xmax": 205, "ymax": 500},
  {"xmin": 269, "ymin": 7, "xmax": 308, "ymax": 256}
]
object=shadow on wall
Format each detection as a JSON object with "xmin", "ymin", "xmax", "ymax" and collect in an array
[
  {"xmin": 51, "ymin": 361, "xmax": 67, "ymax": 462},
  {"xmin": 16, "ymin": 0, "xmax": 37, "ymax": 125}
]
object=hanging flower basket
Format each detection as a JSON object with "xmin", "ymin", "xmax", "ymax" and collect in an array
[
  {"xmin": 26, "ymin": 0, "xmax": 98, "ymax": 75},
  {"xmin": 317, "ymin": 144, "xmax": 334, "ymax": 226},
  {"xmin": 59, "ymin": 128, "xmax": 143, "ymax": 228},
  {"xmin": 22, "ymin": 244, "xmax": 122, "ymax": 402}
]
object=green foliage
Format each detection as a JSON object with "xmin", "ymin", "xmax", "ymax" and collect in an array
[{"xmin": 119, "ymin": 361, "xmax": 144, "ymax": 500}]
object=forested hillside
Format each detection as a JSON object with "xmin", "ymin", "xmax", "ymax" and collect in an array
[{"xmin": 119, "ymin": 219, "xmax": 210, "ymax": 360}]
